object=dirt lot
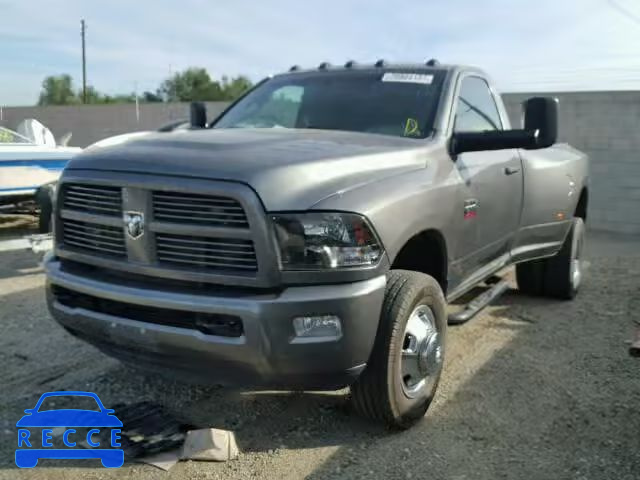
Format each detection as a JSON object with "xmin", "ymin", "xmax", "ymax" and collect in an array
[{"xmin": 0, "ymin": 219, "xmax": 638, "ymax": 479}]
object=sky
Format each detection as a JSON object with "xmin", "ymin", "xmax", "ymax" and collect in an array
[{"xmin": 1, "ymin": 0, "xmax": 640, "ymax": 106}]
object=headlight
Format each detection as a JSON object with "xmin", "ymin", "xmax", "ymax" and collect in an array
[{"xmin": 272, "ymin": 212, "xmax": 383, "ymax": 270}]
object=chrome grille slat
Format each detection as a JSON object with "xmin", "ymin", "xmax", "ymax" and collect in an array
[
  {"xmin": 152, "ymin": 191, "xmax": 249, "ymax": 228},
  {"xmin": 156, "ymin": 233, "xmax": 257, "ymax": 272},
  {"xmin": 157, "ymin": 244, "xmax": 255, "ymax": 256},
  {"xmin": 153, "ymin": 199, "xmax": 242, "ymax": 208},
  {"xmin": 63, "ymin": 184, "xmax": 122, "ymax": 217},
  {"xmin": 153, "ymin": 193, "xmax": 238, "ymax": 203},
  {"xmin": 63, "ymin": 190, "xmax": 121, "ymax": 202},
  {"xmin": 156, "ymin": 236, "xmax": 254, "ymax": 250},
  {"xmin": 156, "ymin": 255, "xmax": 257, "ymax": 270},
  {"xmin": 60, "ymin": 212, "xmax": 126, "ymax": 258},
  {"xmin": 64, "ymin": 201, "xmax": 120, "ymax": 213},
  {"xmin": 152, "ymin": 212, "xmax": 249, "ymax": 223},
  {"xmin": 152, "ymin": 206, "xmax": 246, "ymax": 217},
  {"xmin": 63, "ymin": 198, "xmax": 120, "ymax": 208},
  {"xmin": 63, "ymin": 239, "xmax": 125, "ymax": 255},
  {"xmin": 156, "ymin": 249, "xmax": 257, "ymax": 263},
  {"xmin": 66, "ymin": 186, "xmax": 121, "ymax": 196},
  {"xmin": 62, "ymin": 229, "xmax": 124, "ymax": 246},
  {"xmin": 63, "ymin": 225, "xmax": 123, "ymax": 240}
]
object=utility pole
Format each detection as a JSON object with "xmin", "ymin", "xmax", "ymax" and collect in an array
[{"xmin": 81, "ymin": 19, "xmax": 87, "ymax": 104}]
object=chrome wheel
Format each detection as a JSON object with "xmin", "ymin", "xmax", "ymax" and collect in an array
[
  {"xmin": 570, "ymin": 222, "xmax": 585, "ymax": 290},
  {"xmin": 400, "ymin": 304, "xmax": 443, "ymax": 398}
]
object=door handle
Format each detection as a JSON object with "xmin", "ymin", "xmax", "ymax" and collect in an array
[{"xmin": 504, "ymin": 166, "xmax": 520, "ymax": 176}]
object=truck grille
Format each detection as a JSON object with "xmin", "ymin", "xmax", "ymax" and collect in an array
[
  {"xmin": 62, "ymin": 184, "xmax": 122, "ymax": 216},
  {"xmin": 156, "ymin": 234, "xmax": 257, "ymax": 271},
  {"xmin": 152, "ymin": 191, "xmax": 249, "ymax": 228},
  {"xmin": 61, "ymin": 219, "xmax": 126, "ymax": 258},
  {"xmin": 57, "ymin": 181, "xmax": 263, "ymax": 281}
]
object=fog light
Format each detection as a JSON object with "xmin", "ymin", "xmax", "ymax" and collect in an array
[{"xmin": 292, "ymin": 315, "xmax": 342, "ymax": 342}]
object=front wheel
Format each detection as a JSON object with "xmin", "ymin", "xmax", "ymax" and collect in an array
[{"xmin": 351, "ymin": 270, "xmax": 447, "ymax": 429}]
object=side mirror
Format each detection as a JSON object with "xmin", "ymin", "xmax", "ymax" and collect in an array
[
  {"xmin": 452, "ymin": 130, "xmax": 535, "ymax": 155},
  {"xmin": 451, "ymin": 95, "xmax": 558, "ymax": 155},
  {"xmin": 190, "ymin": 102, "xmax": 207, "ymax": 129},
  {"xmin": 523, "ymin": 96, "xmax": 558, "ymax": 149}
]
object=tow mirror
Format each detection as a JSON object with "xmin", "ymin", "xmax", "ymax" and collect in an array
[
  {"xmin": 451, "ymin": 96, "xmax": 558, "ymax": 155},
  {"xmin": 452, "ymin": 130, "xmax": 534, "ymax": 155},
  {"xmin": 523, "ymin": 96, "xmax": 558, "ymax": 149},
  {"xmin": 190, "ymin": 102, "xmax": 207, "ymax": 129}
]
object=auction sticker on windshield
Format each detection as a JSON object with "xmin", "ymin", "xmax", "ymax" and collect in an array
[
  {"xmin": 381, "ymin": 72, "xmax": 433, "ymax": 84},
  {"xmin": 15, "ymin": 391, "xmax": 124, "ymax": 469}
]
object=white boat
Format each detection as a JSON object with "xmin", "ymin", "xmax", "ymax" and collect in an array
[{"xmin": 0, "ymin": 120, "xmax": 81, "ymax": 206}]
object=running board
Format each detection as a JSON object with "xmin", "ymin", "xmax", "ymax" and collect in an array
[{"xmin": 448, "ymin": 280, "xmax": 509, "ymax": 325}]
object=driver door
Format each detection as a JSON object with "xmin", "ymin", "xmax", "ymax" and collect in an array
[{"xmin": 452, "ymin": 75, "xmax": 524, "ymax": 278}]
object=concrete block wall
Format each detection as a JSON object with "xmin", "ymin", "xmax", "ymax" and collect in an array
[{"xmin": 503, "ymin": 91, "xmax": 640, "ymax": 235}]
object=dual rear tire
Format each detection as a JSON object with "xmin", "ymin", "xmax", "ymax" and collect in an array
[{"xmin": 516, "ymin": 217, "xmax": 585, "ymax": 300}]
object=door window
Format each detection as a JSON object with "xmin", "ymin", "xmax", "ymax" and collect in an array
[{"xmin": 453, "ymin": 77, "xmax": 503, "ymax": 133}]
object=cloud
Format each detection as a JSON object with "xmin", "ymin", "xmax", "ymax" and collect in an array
[{"xmin": 2, "ymin": 0, "xmax": 640, "ymax": 105}]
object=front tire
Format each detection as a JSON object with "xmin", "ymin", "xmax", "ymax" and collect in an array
[{"xmin": 351, "ymin": 270, "xmax": 447, "ymax": 429}]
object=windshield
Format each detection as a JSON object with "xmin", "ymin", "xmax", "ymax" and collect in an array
[{"xmin": 213, "ymin": 70, "xmax": 445, "ymax": 139}]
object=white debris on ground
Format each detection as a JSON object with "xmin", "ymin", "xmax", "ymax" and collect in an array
[
  {"xmin": 182, "ymin": 428, "xmax": 239, "ymax": 462},
  {"xmin": 140, "ymin": 428, "xmax": 239, "ymax": 471}
]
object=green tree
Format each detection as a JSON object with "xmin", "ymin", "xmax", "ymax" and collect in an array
[
  {"xmin": 36, "ymin": 69, "xmax": 252, "ymax": 106},
  {"xmin": 83, "ymin": 85, "xmax": 104, "ymax": 104},
  {"xmin": 159, "ymin": 68, "xmax": 252, "ymax": 102},
  {"xmin": 160, "ymin": 67, "xmax": 222, "ymax": 102},
  {"xmin": 220, "ymin": 75, "xmax": 252, "ymax": 100},
  {"xmin": 38, "ymin": 75, "xmax": 78, "ymax": 105},
  {"xmin": 142, "ymin": 91, "xmax": 163, "ymax": 102}
]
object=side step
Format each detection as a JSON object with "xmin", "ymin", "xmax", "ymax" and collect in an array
[{"xmin": 448, "ymin": 279, "xmax": 509, "ymax": 325}]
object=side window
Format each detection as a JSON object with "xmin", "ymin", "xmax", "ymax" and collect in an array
[{"xmin": 453, "ymin": 77, "xmax": 502, "ymax": 133}]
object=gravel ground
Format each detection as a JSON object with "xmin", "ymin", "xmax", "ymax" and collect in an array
[{"xmin": 0, "ymin": 220, "xmax": 638, "ymax": 479}]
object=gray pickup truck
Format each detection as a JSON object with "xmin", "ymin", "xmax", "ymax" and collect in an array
[{"xmin": 45, "ymin": 60, "xmax": 588, "ymax": 428}]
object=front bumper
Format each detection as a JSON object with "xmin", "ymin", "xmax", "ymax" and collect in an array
[{"xmin": 45, "ymin": 258, "xmax": 386, "ymax": 389}]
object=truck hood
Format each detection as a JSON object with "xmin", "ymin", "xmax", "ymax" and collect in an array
[{"xmin": 66, "ymin": 128, "xmax": 429, "ymax": 210}]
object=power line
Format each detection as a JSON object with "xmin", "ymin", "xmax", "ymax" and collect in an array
[{"xmin": 81, "ymin": 19, "xmax": 87, "ymax": 104}]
